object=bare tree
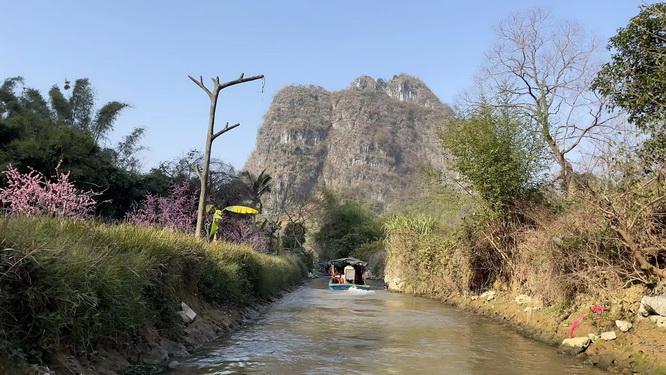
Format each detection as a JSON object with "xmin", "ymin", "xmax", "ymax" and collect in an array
[
  {"xmin": 189, "ymin": 73, "xmax": 264, "ymax": 239},
  {"xmin": 477, "ymin": 8, "xmax": 620, "ymax": 190}
]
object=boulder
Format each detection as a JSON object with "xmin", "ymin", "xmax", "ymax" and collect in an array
[
  {"xmin": 650, "ymin": 315, "xmax": 666, "ymax": 328},
  {"xmin": 600, "ymin": 331, "xmax": 617, "ymax": 341},
  {"xmin": 480, "ymin": 290, "xmax": 496, "ymax": 302},
  {"xmin": 615, "ymin": 320, "xmax": 633, "ymax": 332},
  {"xmin": 140, "ymin": 347, "xmax": 169, "ymax": 365},
  {"xmin": 558, "ymin": 337, "xmax": 591, "ymax": 355},
  {"xmin": 515, "ymin": 294, "xmax": 532, "ymax": 305},
  {"xmin": 387, "ymin": 278, "xmax": 405, "ymax": 291},
  {"xmin": 638, "ymin": 295, "xmax": 666, "ymax": 317},
  {"xmin": 178, "ymin": 302, "xmax": 197, "ymax": 324}
]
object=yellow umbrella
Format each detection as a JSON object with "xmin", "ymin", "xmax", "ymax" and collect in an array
[{"xmin": 223, "ymin": 205, "xmax": 259, "ymax": 214}]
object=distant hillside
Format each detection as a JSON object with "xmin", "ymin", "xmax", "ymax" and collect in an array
[{"xmin": 244, "ymin": 74, "xmax": 454, "ymax": 214}]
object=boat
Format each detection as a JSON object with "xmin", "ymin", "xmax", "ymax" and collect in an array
[{"xmin": 328, "ymin": 257, "xmax": 371, "ymax": 290}]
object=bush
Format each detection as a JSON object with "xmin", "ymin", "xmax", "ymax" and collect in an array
[{"xmin": 0, "ymin": 216, "xmax": 306, "ymax": 366}]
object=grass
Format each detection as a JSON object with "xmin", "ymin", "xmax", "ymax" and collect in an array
[{"xmin": 0, "ymin": 216, "xmax": 307, "ymax": 366}]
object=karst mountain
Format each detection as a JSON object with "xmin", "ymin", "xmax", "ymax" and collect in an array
[{"xmin": 244, "ymin": 74, "xmax": 453, "ymax": 215}]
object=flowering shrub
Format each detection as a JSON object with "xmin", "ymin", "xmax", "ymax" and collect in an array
[
  {"xmin": 126, "ymin": 181, "xmax": 197, "ymax": 232},
  {"xmin": 217, "ymin": 216, "xmax": 272, "ymax": 253},
  {"xmin": 0, "ymin": 162, "xmax": 101, "ymax": 218}
]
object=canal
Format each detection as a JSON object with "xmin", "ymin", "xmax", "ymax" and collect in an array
[{"xmin": 165, "ymin": 277, "xmax": 604, "ymax": 374}]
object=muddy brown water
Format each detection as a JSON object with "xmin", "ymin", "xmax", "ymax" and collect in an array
[{"xmin": 164, "ymin": 277, "xmax": 604, "ymax": 374}]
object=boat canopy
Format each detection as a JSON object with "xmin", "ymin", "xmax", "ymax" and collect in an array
[{"xmin": 329, "ymin": 257, "xmax": 367, "ymax": 271}]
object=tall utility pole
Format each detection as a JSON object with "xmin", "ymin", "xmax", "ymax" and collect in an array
[{"xmin": 188, "ymin": 73, "xmax": 264, "ymax": 239}]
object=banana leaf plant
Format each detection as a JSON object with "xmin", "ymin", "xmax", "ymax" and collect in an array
[{"xmin": 206, "ymin": 204, "xmax": 259, "ymax": 241}]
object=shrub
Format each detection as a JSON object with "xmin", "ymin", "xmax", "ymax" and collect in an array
[{"xmin": 0, "ymin": 162, "xmax": 101, "ymax": 218}]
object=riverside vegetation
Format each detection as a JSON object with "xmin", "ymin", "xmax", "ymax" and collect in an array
[
  {"xmin": 0, "ymin": 217, "xmax": 308, "ymax": 374},
  {"xmin": 380, "ymin": 5, "xmax": 666, "ymax": 375},
  {"xmin": 3, "ymin": 3, "xmax": 666, "ymax": 375},
  {"xmin": 0, "ymin": 61, "xmax": 309, "ymax": 373}
]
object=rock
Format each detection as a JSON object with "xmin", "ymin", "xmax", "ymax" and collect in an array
[
  {"xmin": 480, "ymin": 290, "xmax": 496, "ymax": 302},
  {"xmin": 307, "ymin": 272, "xmax": 317, "ymax": 279},
  {"xmin": 387, "ymin": 278, "xmax": 405, "ymax": 291},
  {"xmin": 615, "ymin": 320, "xmax": 633, "ymax": 332},
  {"xmin": 588, "ymin": 333, "xmax": 598, "ymax": 342},
  {"xmin": 140, "ymin": 348, "xmax": 169, "ymax": 365},
  {"xmin": 600, "ymin": 331, "xmax": 617, "ymax": 341},
  {"xmin": 167, "ymin": 361, "xmax": 180, "ymax": 369},
  {"xmin": 558, "ymin": 337, "xmax": 591, "ymax": 355},
  {"xmin": 515, "ymin": 294, "xmax": 532, "ymax": 305},
  {"xmin": 470, "ymin": 295, "xmax": 479, "ymax": 301},
  {"xmin": 178, "ymin": 302, "xmax": 197, "ymax": 324},
  {"xmin": 639, "ymin": 295, "xmax": 666, "ymax": 317},
  {"xmin": 649, "ymin": 315, "xmax": 666, "ymax": 328}
]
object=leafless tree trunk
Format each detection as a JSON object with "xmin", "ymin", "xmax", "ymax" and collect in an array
[
  {"xmin": 477, "ymin": 8, "xmax": 620, "ymax": 190},
  {"xmin": 188, "ymin": 73, "xmax": 264, "ymax": 239}
]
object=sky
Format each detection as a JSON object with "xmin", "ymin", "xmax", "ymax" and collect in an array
[{"xmin": 0, "ymin": 0, "xmax": 656, "ymax": 172}]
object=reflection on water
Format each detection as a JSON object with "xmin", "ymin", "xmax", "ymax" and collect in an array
[{"xmin": 165, "ymin": 278, "xmax": 604, "ymax": 375}]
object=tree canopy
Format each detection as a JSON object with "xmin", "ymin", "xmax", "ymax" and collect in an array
[{"xmin": 593, "ymin": 3, "xmax": 666, "ymax": 160}]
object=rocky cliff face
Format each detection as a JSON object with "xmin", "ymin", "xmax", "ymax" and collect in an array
[{"xmin": 244, "ymin": 74, "xmax": 453, "ymax": 215}]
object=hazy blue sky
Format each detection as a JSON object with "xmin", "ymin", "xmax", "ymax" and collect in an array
[{"xmin": 0, "ymin": 1, "xmax": 655, "ymax": 171}]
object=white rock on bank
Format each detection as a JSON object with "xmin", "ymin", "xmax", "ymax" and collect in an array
[
  {"xmin": 480, "ymin": 290, "xmax": 496, "ymax": 302},
  {"xmin": 515, "ymin": 294, "xmax": 532, "ymax": 305},
  {"xmin": 650, "ymin": 315, "xmax": 666, "ymax": 328},
  {"xmin": 615, "ymin": 320, "xmax": 633, "ymax": 332},
  {"xmin": 558, "ymin": 337, "xmax": 591, "ymax": 355},
  {"xmin": 177, "ymin": 302, "xmax": 197, "ymax": 324},
  {"xmin": 387, "ymin": 278, "xmax": 405, "ymax": 291},
  {"xmin": 600, "ymin": 331, "xmax": 617, "ymax": 341},
  {"xmin": 638, "ymin": 295, "xmax": 666, "ymax": 317}
]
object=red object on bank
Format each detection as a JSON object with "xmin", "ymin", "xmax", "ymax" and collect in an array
[{"xmin": 569, "ymin": 305, "xmax": 608, "ymax": 338}]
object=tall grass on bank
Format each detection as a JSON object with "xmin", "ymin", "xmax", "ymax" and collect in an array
[
  {"xmin": 0, "ymin": 216, "xmax": 307, "ymax": 364},
  {"xmin": 384, "ymin": 191, "xmax": 658, "ymax": 307},
  {"xmin": 384, "ymin": 215, "xmax": 470, "ymax": 295}
]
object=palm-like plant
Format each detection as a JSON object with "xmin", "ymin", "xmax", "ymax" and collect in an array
[{"xmin": 238, "ymin": 169, "xmax": 272, "ymax": 213}]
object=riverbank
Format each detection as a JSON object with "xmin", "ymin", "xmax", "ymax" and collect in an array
[
  {"xmin": 383, "ymin": 207, "xmax": 666, "ymax": 375},
  {"xmin": 386, "ymin": 274, "xmax": 666, "ymax": 374},
  {"xmin": 0, "ymin": 216, "xmax": 308, "ymax": 374}
]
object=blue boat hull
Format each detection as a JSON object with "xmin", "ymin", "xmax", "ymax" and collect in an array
[{"xmin": 328, "ymin": 280, "xmax": 371, "ymax": 291}]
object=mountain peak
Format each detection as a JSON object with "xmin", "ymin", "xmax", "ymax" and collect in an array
[{"xmin": 349, "ymin": 74, "xmax": 444, "ymax": 110}]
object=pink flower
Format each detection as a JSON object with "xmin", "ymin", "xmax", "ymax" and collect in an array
[{"xmin": 0, "ymin": 161, "xmax": 102, "ymax": 218}]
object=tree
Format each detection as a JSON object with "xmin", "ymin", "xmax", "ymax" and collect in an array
[
  {"xmin": 440, "ymin": 100, "xmax": 546, "ymax": 213},
  {"xmin": 0, "ymin": 161, "xmax": 101, "ymax": 218},
  {"xmin": 282, "ymin": 221, "xmax": 306, "ymax": 251},
  {"xmin": 238, "ymin": 169, "xmax": 272, "ymax": 212},
  {"xmin": 478, "ymin": 8, "xmax": 617, "ymax": 189},
  {"xmin": 126, "ymin": 180, "xmax": 197, "ymax": 232},
  {"xmin": 106, "ymin": 127, "xmax": 147, "ymax": 173},
  {"xmin": 593, "ymin": 3, "xmax": 666, "ymax": 161},
  {"xmin": 48, "ymin": 78, "xmax": 129, "ymax": 142},
  {"xmin": 188, "ymin": 73, "xmax": 264, "ymax": 239},
  {"xmin": 313, "ymin": 191, "xmax": 383, "ymax": 260},
  {"xmin": 0, "ymin": 77, "xmax": 157, "ymax": 220}
]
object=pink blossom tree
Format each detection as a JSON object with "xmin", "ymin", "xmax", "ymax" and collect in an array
[
  {"xmin": 0, "ymin": 162, "xmax": 102, "ymax": 218},
  {"xmin": 216, "ymin": 216, "xmax": 273, "ymax": 253},
  {"xmin": 126, "ymin": 181, "xmax": 197, "ymax": 232}
]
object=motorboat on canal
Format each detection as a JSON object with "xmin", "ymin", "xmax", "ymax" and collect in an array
[{"xmin": 327, "ymin": 257, "xmax": 370, "ymax": 290}]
